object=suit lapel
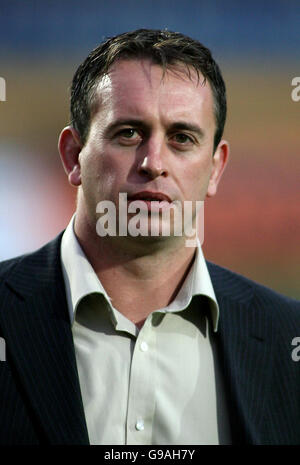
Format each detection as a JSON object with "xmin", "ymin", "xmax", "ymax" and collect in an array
[
  {"xmin": 207, "ymin": 262, "xmax": 275, "ymax": 444},
  {"xmin": 0, "ymin": 235, "xmax": 89, "ymax": 444}
]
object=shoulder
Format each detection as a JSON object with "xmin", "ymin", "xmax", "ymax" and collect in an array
[
  {"xmin": 0, "ymin": 254, "xmax": 25, "ymax": 281},
  {"xmin": 206, "ymin": 260, "xmax": 300, "ymax": 325},
  {"xmin": 0, "ymin": 233, "xmax": 64, "ymax": 289}
]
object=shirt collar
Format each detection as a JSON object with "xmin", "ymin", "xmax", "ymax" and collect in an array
[
  {"xmin": 169, "ymin": 242, "xmax": 219, "ymax": 331},
  {"xmin": 61, "ymin": 215, "xmax": 112, "ymax": 326},
  {"xmin": 61, "ymin": 215, "xmax": 219, "ymax": 332}
]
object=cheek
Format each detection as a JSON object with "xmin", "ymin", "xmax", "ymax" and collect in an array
[
  {"xmin": 81, "ymin": 148, "xmax": 127, "ymax": 200},
  {"xmin": 178, "ymin": 159, "xmax": 213, "ymax": 200},
  {"xmin": 99, "ymin": 156, "xmax": 128, "ymax": 191}
]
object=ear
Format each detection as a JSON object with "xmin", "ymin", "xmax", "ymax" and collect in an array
[
  {"xmin": 58, "ymin": 126, "xmax": 83, "ymax": 187},
  {"xmin": 206, "ymin": 140, "xmax": 229, "ymax": 198}
]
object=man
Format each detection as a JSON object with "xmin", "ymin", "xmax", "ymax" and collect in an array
[{"xmin": 0, "ymin": 29, "xmax": 299, "ymax": 445}]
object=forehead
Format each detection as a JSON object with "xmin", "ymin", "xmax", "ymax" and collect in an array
[{"xmin": 92, "ymin": 59, "xmax": 215, "ymax": 126}]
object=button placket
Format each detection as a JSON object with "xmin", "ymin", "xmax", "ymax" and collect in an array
[
  {"xmin": 126, "ymin": 320, "xmax": 157, "ymax": 444},
  {"xmin": 135, "ymin": 419, "xmax": 145, "ymax": 431},
  {"xmin": 140, "ymin": 341, "xmax": 148, "ymax": 352}
]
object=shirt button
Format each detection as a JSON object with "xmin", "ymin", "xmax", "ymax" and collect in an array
[
  {"xmin": 136, "ymin": 420, "xmax": 145, "ymax": 431},
  {"xmin": 140, "ymin": 341, "xmax": 148, "ymax": 352}
]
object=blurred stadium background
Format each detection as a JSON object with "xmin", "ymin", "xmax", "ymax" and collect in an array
[{"xmin": 0, "ymin": 0, "xmax": 299, "ymax": 298}]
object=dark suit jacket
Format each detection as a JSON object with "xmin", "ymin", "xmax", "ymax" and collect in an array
[{"xmin": 0, "ymin": 233, "xmax": 299, "ymax": 445}]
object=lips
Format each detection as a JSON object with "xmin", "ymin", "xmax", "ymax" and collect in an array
[{"xmin": 128, "ymin": 191, "xmax": 172, "ymax": 203}]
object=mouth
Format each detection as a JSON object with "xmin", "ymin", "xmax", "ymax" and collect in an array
[
  {"xmin": 127, "ymin": 191, "xmax": 173, "ymax": 214},
  {"xmin": 127, "ymin": 191, "xmax": 172, "ymax": 203}
]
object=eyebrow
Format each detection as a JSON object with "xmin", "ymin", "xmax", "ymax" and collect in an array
[
  {"xmin": 168, "ymin": 122, "xmax": 205, "ymax": 139},
  {"xmin": 105, "ymin": 119, "xmax": 148, "ymax": 134},
  {"xmin": 105, "ymin": 119, "xmax": 205, "ymax": 139}
]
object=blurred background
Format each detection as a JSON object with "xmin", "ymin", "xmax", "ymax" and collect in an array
[{"xmin": 0, "ymin": 0, "xmax": 299, "ymax": 298}]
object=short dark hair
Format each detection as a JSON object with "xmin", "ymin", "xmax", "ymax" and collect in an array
[{"xmin": 70, "ymin": 28, "xmax": 226, "ymax": 152}]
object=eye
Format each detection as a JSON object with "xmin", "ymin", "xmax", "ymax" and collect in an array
[
  {"xmin": 115, "ymin": 128, "xmax": 142, "ymax": 145},
  {"xmin": 172, "ymin": 133, "xmax": 194, "ymax": 145},
  {"xmin": 119, "ymin": 128, "xmax": 138, "ymax": 138}
]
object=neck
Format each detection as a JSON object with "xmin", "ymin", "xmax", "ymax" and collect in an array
[{"xmin": 74, "ymin": 213, "xmax": 197, "ymax": 326}]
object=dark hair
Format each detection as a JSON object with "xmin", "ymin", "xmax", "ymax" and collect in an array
[{"xmin": 70, "ymin": 29, "xmax": 226, "ymax": 152}]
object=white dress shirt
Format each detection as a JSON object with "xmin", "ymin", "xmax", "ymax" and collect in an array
[{"xmin": 61, "ymin": 215, "xmax": 231, "ymax": 444}]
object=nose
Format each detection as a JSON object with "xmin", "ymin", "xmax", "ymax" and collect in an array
[{"xmin": 137, "ymin": 138, "xmax": 169, "ymax": 179}]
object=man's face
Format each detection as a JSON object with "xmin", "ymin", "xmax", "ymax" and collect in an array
[{"xmin": 73, "ymin": 59, "xmax": 227, "ymax": 239}]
